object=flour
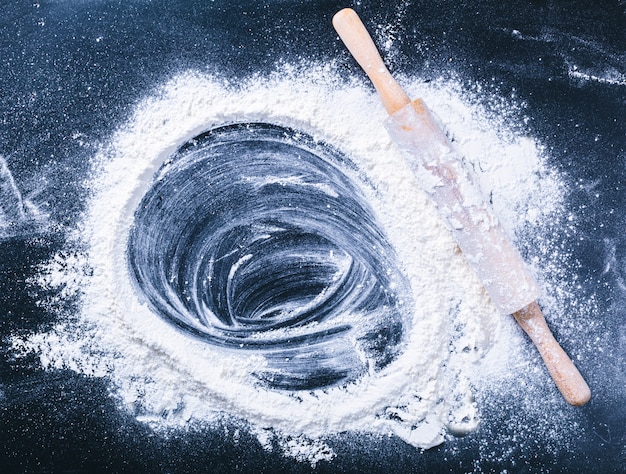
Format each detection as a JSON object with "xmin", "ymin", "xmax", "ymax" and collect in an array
[{"xmin": 13, "ymin": 63, "xmax": 563, "ymax": 465}]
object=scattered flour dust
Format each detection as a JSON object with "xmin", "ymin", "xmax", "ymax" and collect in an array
[{"xmin": 13, "ymin": 64, "xmax": 564, "ymax": 465}]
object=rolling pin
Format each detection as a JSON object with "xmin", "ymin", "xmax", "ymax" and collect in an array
[{"xmin": 332, "ymin": 8, "xmax": 591, "ymax": 406}]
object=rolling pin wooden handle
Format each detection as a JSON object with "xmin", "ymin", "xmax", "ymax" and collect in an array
[
  {"xmin": 332, "ymin": 8, "xmax": 411, "ymax": 115},
  {"xmin": 513, "ymin": 301, "xmax": 591, "ymax": 406}
]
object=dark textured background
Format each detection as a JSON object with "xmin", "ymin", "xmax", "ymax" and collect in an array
[{"xmin": 0, "ymin": 1, "xmax": 624, "ymax": 472}]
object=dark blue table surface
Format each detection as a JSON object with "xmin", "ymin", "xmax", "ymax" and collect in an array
[{"xmin": 0, "ymin": 1, "xmax": 624, "ymax": 472}]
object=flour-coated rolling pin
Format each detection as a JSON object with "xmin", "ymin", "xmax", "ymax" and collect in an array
[{"xmin": 332, "ymin": 8, "xmax": 591, "ymax": 406}]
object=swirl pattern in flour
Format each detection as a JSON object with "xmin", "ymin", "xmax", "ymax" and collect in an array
[{"xmin": 127, "ymin": 123, "xmax": 412, "ymax": 390}]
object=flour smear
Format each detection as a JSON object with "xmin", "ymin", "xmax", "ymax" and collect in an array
[{"xmin": 14, "ymin": 64, "xmax": 565, "ymax": 465}]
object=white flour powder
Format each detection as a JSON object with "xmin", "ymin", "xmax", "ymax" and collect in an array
[{"xmin": 14, "ymin": 64, "xmax": 564, "ymax": 465}]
